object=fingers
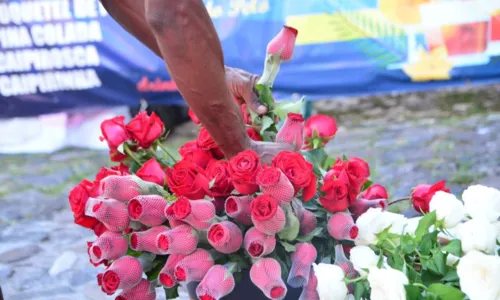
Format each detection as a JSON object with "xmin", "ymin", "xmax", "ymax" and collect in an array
[{"xmin": 246, "ymin": 75, "xmax": 268, "ymax": 115}]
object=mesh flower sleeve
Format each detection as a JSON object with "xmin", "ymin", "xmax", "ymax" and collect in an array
[
  {"xmin": 85, "ymin": 198, "xmax": 130, "ymax": 232},
  {"xmin": 156, "ymin": 224, "xmax": 199, "ymax": 255},
  {"xmin": 327, "ymin": 212, "xmax": 358, "ymax": 241},
  {"xmin": 207, "ymin": 221, "xmax": 243, "ymax": 254},
  {"xmin": 299, "ymin": 267, "xmax": 319, "ymax": 300},
  {"xmin": 159, "ymin": 254, "xmax": 186, "ymax": 288},
  {"xmin": 251, "ymin": 201, "xmax": 286, "ymax": 235},
  {"xmin": 165, "ymin": 197, "xmax": 215, "ymax": 230},
  {"xmin": 130, "ymin": 226, "xmax": 169, "ymax": 254},
  {"xmin": 115, "ymin": 279, "xmax": 156, "ymax": 300},
  {"xmin": 101, "ymin": 256, "xmax": 143, "ymax": 295},
  {"xmin": 174, "ymin": 248, "xmax": 214, "ymax": 283},
  {"xmin": 88, "ymin": 231, "xmax": 128, "ymax": 264},
  {"xmin": 256, "ymin": 167, "xmax": 294, "ymax": 204},
  {"xmin": 334, "ymin": 244, "xmax": 358, "ymax": 293},
  {"xmin": 288, "ymin": 242, "xmax": 317, "ymax": 288},
  {"xmin": 128, "ymin": 195, "xmax": 168, "ymax": 226},
  {"xmin": 244, "ymin": 227, "xmax": 276, "ymax": 259},
  {"xmin": 275, "ymin": 113, "xmax": 304, "ymax": 151},
  {"xmin": 349, "ymin": 198, "xmax": 388, "ymax": 220},
  {"xmin": 100, "ymin": 175, "xmax": 167, "ymax": 202},
  {"xmin": 225, "ymin": 195, "xmax": 253, "ymax": 225},
  {"xmin": 296, "ymin": 209, "xmax": 318, "ymax": 236},
  {"xmin": 196, "ymin": 265, "xmax": 236, "ymax": 300},
  {"xmin": 250, "ymin": 258, "xmax": 288, "ymax": 300}
]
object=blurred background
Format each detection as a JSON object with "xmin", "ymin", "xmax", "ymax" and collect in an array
[{"xmin": 1, "ymin": 0, "xmax": 500, "ymax": 299}]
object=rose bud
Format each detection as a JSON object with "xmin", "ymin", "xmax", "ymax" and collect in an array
[
  {"xmin": 296, "ymin": 209, "xmax": 318, "ymax": 236},
  {"xmin": 101, "ymin": 256, "xmax": 143, "ymax": 295},
  {"xmin": 244, "ymin": 227, "xmax": 276, "ymax": 258},
  {"xmin": 267, "ymin": 26, "xmax": 298, "ymax": 62},
  {"xmin": 174, "ymin": 249, "xmax": 214, "ymax": 283},
  {"xmin": 288, "ymin": 242, "xmax": 317, "ymax": 288},
  {"xmin": 206, "ymin": 160, "xmax": 234, "ymax": 197},
  {"xmin": 349, "ymin": 198, "xmax": 388, "ymax": 220},
  {"xmin": 178, "ymin": 140, "xmax": 214, "ymax": 169},
  {"xmin": 247, "ymin": 127, "xmax": 263, "ymax": 141},
  {"xmin": 115, "ymin": 279, "xmax": 156, "ymax": 300},
  {"xmin": 136, "ymin": 158, "xmax": 167, "ymax": 186},
  {"xmin": 69, "ymin": 179, "xmax": 100, "ymax": 230},
  {"xmin": 272, "ymin": 151, "xmax": 316, "ymax": 201},
  {"xmin": 166, "ymin": 160, "xmax": 210, "ymax": 200},
  {"xmin": 188, "ymin": 108, "xmax": 201, "ymax": 125},
  {"xmin": 159, "ymin": 254, "xmax": 186, "ymax": 288},
  {"xmin": 207, "ymin": 221, "xmax": 243, "ymax": 254},
  {"xmin": 126, "ymin": 111, "xmax": 164, "ymax": 149},
  {"xmin": 100, "ymin": 175, "xmax": 165, "ymax": 202},
  {"xmin": 85, "ymin": 198, "xmax": 130, "ymax": 232},
  {"xmin": 276, "ymin": 113, "xmax": 304, "ymax": 151},
  {"xmin": 257, "ymin": 166, "xmax": 294, "ymax": 204},
  {"xmin": 165, "ymin": 197, "xmax": 215, "ymax": 230},
  {"xmin": 251, "ymin": 195, "xmax": 286, "ymax": 235},
  {"xmin": 130, "ymin": 226, "xmax": 169, "ymax": 254},
  {"xmin": 333, "ymin": 244, "xmax": 358, "ymax": 293},
  {"xmin": 99, "ymin": 116, "xmax": 130, "ymax": 151},
  {"xmin": 128, "ymin": 195, "xmax": 168, "ymax": 227},
  {"xmin": 88, "ymin": 231, "xmax": 128, "ymax": 265},
  {"xmin": 304, "ymin": 114, "xmax": 338, "ymax": 148},
  {"xmin": 228, "ymin": 149, "xmax": 261, "ymax": 195},
  {"xmin": 361, "ymin": 184, "xmax": 388, "ymax": 200},
  {"xmin": 327, "ymin": 212, "xmax": 358, "ymax": 241},
  {"xmin": 156, "ymin": 224, "xmax": 199, "ymax": 255},
  {"xmin": 196, "ymin": 265, "xmax": 236, "ymax": 300},
  {"xmin": 299, "ymin": 268, "xmax": 320, "ymax": 300},
  {"xmin": 320, "ymin": 174, "xmax": 349, "ymax": 213},
  {"xmin": 225, "ymin": 195, "xmax": 253, "ymax": 225},
  {"xmin": 197, "ymin": 127, "xmax": 224, "ymax": 159},
  {"xmin": 412, "ymin": 180, "xmax": 450, "ymax": 213},
  {"xmin": 250, "ymin": 258, "xmax": 288, "ymax": 300}
]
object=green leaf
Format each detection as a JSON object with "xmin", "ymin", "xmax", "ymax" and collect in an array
[
  {"xmin": 421, "ymin": 270, "xmax": 442, "ymax": 287},
  {"xmin": 387, "ymin": 252, "xmax": 405, "ymax": 270},
  {"xmin": 421, "ymin": 231, "xmax": 439, "ymax": 255},
  {"xmin": 249, "ymin": 109, "xmax": 260, "ymax": 124},
  {"xmin": 278, "ymin": 208, "xmax": 300, "ymax": 241},
  {"xmin": 255, "ymin": 84, "xmax": 275, "ymax": 108},
  {"xmin": 297, "ymin": 227, "xmax": 323, "ymax": 242},
  {"xmin": 129, "ymin": 160, "xmax": 141, "ymax": 174},
  {"xmin": 361, "ymin": 179, "xmax": 374, "ymax": 192},
  {"xmin": 146, "ymin": 255, "xmax": 168, "ymax": 280},
  {"xmin": 260, "ymin": 115, "xmax": 275, "ymax": 135},
  {"xmin": 126, "ymin": 248, "xmax": 142, "ymax": 258},
  {"xmin": 442, "ymin": 269, "xmax": 459, "ymax": 282},
  {"xmin": 166, "ymin": 286, "xmax": 179, "ymax": 299},
  {"xmin": 415, "ymin": 211, "xmax": 437, "ymax": 242},
  {"xmin": 323, "ymin": 157, "xmax": 336, "ymax": 170},
  {"xmin": 354, "ymin": 282, "xmax": 365, "ymax": 300},
  {"xmin": 407, "ymin": 265, "xmax": 420, "ymax": 283},
  {"xmin": 280, "ymin": 241, "xmax": 297, "ymax": 252},
  {"xmin": 273, "ymin": 97, "xmax": 304, "ymax": 120},
  {"xmin": 405, "ymin": 285, "xmax": 423, "ymax": 300},
  {"xmin": 442, "ymin": 240, "xmax": 462, "ymax": 257},
  {"xmin": 301, "ymin": 148, "xmax": 328, "ymax": 175},
  {"xmin": 426, "ymin": 250, "xmax": 447, "ymax": 276},
  {"xmin": 401, "ymin": 234, "xmax": 416, "ymax": 254},
  {"xmin": 342, "ymin": 154, "xmax": 349, "ymax": 161},
  {"xmin": 428, "ymin": 284, "xmax": 465, "ymax": 300}
]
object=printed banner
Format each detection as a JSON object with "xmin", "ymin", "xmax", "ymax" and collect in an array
[{"xmin": 1, "ymin": 0, "xmax": 500, "ymax": 117}]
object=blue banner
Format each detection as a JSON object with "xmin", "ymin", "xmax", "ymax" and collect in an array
[{"xmin": 1, "ymin": 0, "xmax": 500, "ymax": 117}]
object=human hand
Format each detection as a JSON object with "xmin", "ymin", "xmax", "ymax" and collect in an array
[
  {"xmin": 225, "ymin": 66, "xmax": 268, "ymax": 115},
  {"xmin": 249, "ymin": 139, "xmax": 296, "ymax": 164}
]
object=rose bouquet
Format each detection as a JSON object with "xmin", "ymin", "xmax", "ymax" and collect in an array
[{"xmin": 68, "ymin": 25, "xmax": 500, "ymax": 300}]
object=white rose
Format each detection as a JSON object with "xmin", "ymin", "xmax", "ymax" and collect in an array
[
  {"xmin": 462, "ymin": 185, "xmax": 500, "ymax": 222},
  {"xmin": 350, "ymin": 246, "xmax": 379, "ymax": 276},
  {"xmin": 494, "ymin": 221, "xmax": 500, "ymax": 243},
  {"xmin": 367, "ymin": 267, "xmax": 408, "ymax": 300},
  {"xmin": 429, "ymin": 191, "xmax": 465, "ymax": 228},
  {"xmin": 355, "ymin": 208, "xmax": 408, "ymax": 245},
  {"xmin": 404, "ymin": 216, "xmax": 422, "ymax": 236},
  {"xmin": 313, "ymin": 263, "xmax": 349, "ymax": 300},
  {"xmin": 445, "ymin": 253, "xmax": 460, "ymax": 267},
  {"xmin": 457, "ymin": 250, "xmax": 500, "ymax": 300},
  {"xmin": 456, "ymin": 219, "xmax": 497, "ymax": 254}
]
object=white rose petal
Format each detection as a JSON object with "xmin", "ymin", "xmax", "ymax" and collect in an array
[
  {"xmin": 445, "ymin": 253, "xmax": 460, "ymax": 267},
  {"xmin": 350, "ymin": 246, "xmax": 379, "ymax": 276},
  {"xmin": 456, "ymin": 219, "xmax": 497, "ymax": 254},
  {"xmin": 462, "ymin": 185, "xmax": 500, "ymax": 222},
  {"xmin": 313, "ymin": 263, "xmax": 349, "ymax": 300},
  {"xmin": 457, "ymin": 250, "xmax": 500, "ymax": 300},
  {"xmin": 429, "ymin": 191, "xmax": 465, "ymax": 228},
  {"xmin": 494, "ymin": 221, "xmax": 500, "ymax": 243},
  {"xmin": 404, "ymin": 216, "xmax": 423, "ymax": 236},
  {"xmin": 355, "ymin": 208, "xmax": 408, "ymax": 245},
  {"xmin": 367, "ymin": 267, "xmax": 408, "ymax": 300}
]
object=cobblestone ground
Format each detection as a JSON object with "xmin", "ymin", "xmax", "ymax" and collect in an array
[{"xmin": 1, "ymin": 109, "xmax": 500, "ymax": 299}]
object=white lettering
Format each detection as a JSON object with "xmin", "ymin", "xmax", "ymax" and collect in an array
[
  {"xmin": 31, "ymin": 21, "xmax": 102, "ymax": 46},
  {"xmin": 0, "ymin": 26, "xmax": 33, "ymax": 49},
  {"xmin": 0, "ymin": 0, "xmax": 71, "ymax": 25},
  {"xmin": 73, "ymin": 0, "xmax": 98, "ymax": 19}
]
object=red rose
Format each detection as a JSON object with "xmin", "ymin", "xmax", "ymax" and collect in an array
[
  {"xmin": 240, "ymin": 104, "xmax": 252, "ymax": 125},
  {"xmin": 197, "ymin": 127, "xmax": 224, "ymax": 159},
  {"xmin": 304, "ymin": 114, "xmax": 337, "ymax": 148},
  {"xmin": 110, "ymin": 163, "xmax": 130, "ymax": 175},
  {"xmin": 69, "ymin": 180, "xmax": 99, "ymax": 229},
  {"xmin": 332, "ymin": 157, "xmax": 370, "ymax": 187},
  {"xmin": 251, "ymin": 194, "xmax": 277, "ymax": 222},
  {"xmin": 247, "ymin": 128, "xmax": 263, "ymax": 141},
  {"xmin": 109, "ymin": 150, "xmax": 127, "ymax": 162},
  {"xmin": 136, "ymin": 158, "xmax": 167, "ymax": 186},
  {"xmin": 208, "ymin": 224, "xmax": 226, "ymax": 244},
  {"xmin": 206, "ymin": 160, "xmax": 234, "ymax": 197},
  {"xmin": 248, "ymin": 242, "xmax": 264, "ymax": 257},
  {"xmin": 272, "ymin": 151, "xmax": 316, "ymax": 201},
  {"xmin": 320, "ymin": 173, "xmax": 349, "ymax": 213},
  {"xmin": 100, "ymin": 116, "xmax": 130, "ymax": 150},
  {"xmin": 229, "ymin": 149, "xmax": 261, "ymax": 195},
  {"xmin": 412, "ymin": 180, "xmax": 450, "ymax": 213},
  {"xmin": 188, "ymin": 108, "xmax": 200, "ymax": 125},
  {"xmin": 179, "ymin": 140, "xmax": 214, "ymax": 169},
  {"xmin": 102, "ymin": 270, "xmax": 120, "ymax": 295},
  {"xmin": 166, "ymin": 160, "xmax": 210, "ymax": 199},
  {"xmin": 95, "ymin": 167, "xmax": 120, "ymax": 182},
  {"xmin": 361, "ymin": 183, "xmax": 388, "ymax": 200},
  {"xmin": 126, "ymin": 111, "xmax": 164, "ymax": 148}
]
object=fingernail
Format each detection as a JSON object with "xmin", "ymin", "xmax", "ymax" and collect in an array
[{"xmin": 257, "ymin": 105, "xmax": 267, "ymax": 114}]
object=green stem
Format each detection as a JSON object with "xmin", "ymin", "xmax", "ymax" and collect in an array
[
  {"xmin": 388, "ymin": 197, "xmax": 411, "ymax": 206},
  {"xmin": 156, "ymin": 141, "xmax": 178, "ymax": 163},
  {"xmin": 124, "ymin": 143, "xmax": 142, "ymax": 166},
  {"xmin": 413, "ymin": 283, "xmax": 428, "ymax": 290},
  {"xmin": 344, "ymin": 276, "xmax": 367, "ymax": 284}
]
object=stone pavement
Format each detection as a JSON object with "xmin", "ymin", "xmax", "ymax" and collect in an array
[{"xmin": 1, "ymin": 107, "xmax": 500, "ymax": 299}]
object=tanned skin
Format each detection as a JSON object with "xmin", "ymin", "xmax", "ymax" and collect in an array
[{"xmin": 99, "ymin": 0, "xmax": 293, "ymax": 160}]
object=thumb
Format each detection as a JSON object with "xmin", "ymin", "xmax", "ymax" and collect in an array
[{"xmin": 246, "ymin": 76, "xmax": 268, "ymax": 115}]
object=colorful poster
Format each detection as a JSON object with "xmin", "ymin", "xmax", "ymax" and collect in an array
[{"xmin": 1, "ymin": 0, "xmax": 499, "ymax": 117}]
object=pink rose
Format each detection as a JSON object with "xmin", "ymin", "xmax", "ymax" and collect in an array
[
  {"xmin": 136, "ymin": 158, "xmax": 167, "ymax": 186},
  {"xmin": 361, "ymin": 183, "xmax": 388, "ymax": 200},
  {"xmin": 100, "ymin": 116, "xmax": 129, "ymax": 150},
  {"xmin": 412, "ymin": 180, "xmax": 450, "ymax": 213},
  {"xmin": 304, "ymin": 114, "xmax": 337, "ymax": 148},
  {"xmin": 267, "ymin": 25, "xmax": 298, "ymax": 61},
  {"xmin": 126, "ymin": 111, "xmax": 164, "ymax": 149}
]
